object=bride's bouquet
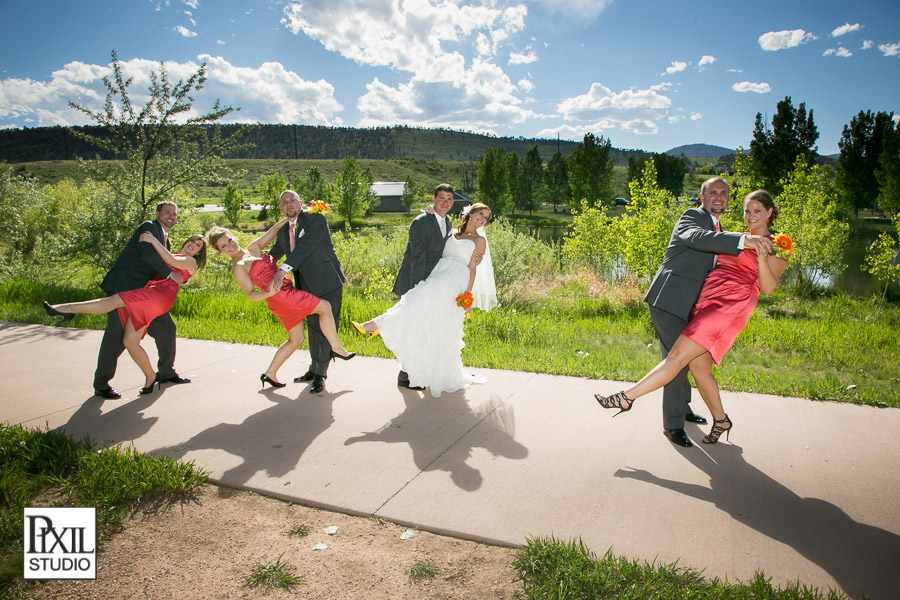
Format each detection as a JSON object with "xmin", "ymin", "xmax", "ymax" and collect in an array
[{"xmin": 455, "ymin": 290, "xmax": 474, "ymax": 308}]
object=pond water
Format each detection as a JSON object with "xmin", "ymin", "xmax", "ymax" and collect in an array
[{"xmin": 519, "ymin": 224, "xmax": 884, "ymax": 297}]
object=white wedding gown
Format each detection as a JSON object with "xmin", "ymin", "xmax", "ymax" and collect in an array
[{"xmin": 374, "ymin": 236, "xmax": 487, "ymax": 397}]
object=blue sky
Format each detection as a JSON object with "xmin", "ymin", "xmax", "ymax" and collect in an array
[{"xmin": 1, "ymin": 0, "xmax": 898, "ymax": 154}]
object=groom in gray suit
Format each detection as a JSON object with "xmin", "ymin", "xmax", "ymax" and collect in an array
[
  {"xmin": 391, "ymin": 183, "xmax": 455, "ymax": 389},
  {"xmin": 643, "ymin": 177, "xmax": 773, "ymax": 447}
]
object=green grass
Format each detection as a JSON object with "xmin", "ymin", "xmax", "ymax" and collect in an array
[
  {"xmin": 514, "ymin": 537, "xmax": 860, "ymax": 600},
  {"xmin": 243, "ymin": 555, "xmax": 305, "ymax": 590},
  {"xmin": 408, "ymin": 558, "xmax": 440, "ymax": 580},
  {"xmin": 0, "ymin": 424, "xmax": 207, "ymax": 598}
]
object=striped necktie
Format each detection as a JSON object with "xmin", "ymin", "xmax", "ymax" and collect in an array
[{"xmin": 289, "ymin": 222, "xmax": 295, "ymax": 250}]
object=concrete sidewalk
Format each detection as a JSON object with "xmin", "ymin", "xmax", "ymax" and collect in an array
[{"xmin": 2, "ymin": 321, "xmax": 898, "ymax": 599}]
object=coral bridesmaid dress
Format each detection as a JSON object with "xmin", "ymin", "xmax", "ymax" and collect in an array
[
  {"xmin": 117, "ymin": 258, "xmax": 192, "ymax": 331},
  {"xmin": 249, "ymin": 254, "xmax": 320, "ymax": 331}
]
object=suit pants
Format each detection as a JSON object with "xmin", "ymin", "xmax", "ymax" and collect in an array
[
  {"xmin": 306, "ymin": 286, "xmax": 342, "ymax": 377},
  {"xmin": 648, "ymin": 305, "xmax": 693, "ymax": 430},
  {"xmin": 93, "ymin": 308, "xmax": 177, "ymax": 390}
]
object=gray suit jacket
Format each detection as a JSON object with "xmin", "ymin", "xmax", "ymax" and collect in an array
[
  {"xmin": 269, "ymin": 210, "xmax": 345, "ymax": 297},
  {"xmin": 643, "ymin": 207, "xmax": 743, "ymax": 321},
  {"xmin": 392, "ymin": 212, "xmax": 451, "ymax": 297}
]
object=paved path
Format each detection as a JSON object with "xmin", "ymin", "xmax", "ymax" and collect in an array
[{"xmin": 2, "ymin": 321, "xmax": 898, "ymax": 599}]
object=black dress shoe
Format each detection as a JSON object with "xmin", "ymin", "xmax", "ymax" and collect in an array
[
  {"xmin": 310, "ymin": 375, "xmax": 326, "ymax": 394},
  {"xmin": 294, "ymin": 370, "xmax": 316, "ymax": 383},
  {"xmin": 94, "ymin": 388, "xmax": 122, "ymax": 399},
  {"xmin": 159, "ymin": 374, "xmax": 191, "ymax": 384},
  {"xmin": 663, "ymin": 428, "xmax": 693, "ymax": 448},
  {"xmin": 397, "ymin": 380, "xmax": 425, "ymax": 391},
  {"xmin": 684, "ymin": 412, "xmax": 708, "ymax": 425}
]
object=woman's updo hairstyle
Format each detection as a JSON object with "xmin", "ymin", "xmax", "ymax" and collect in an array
[{"xmin": 745, "ymin": 190, "xmax": 779, "ymax": 227}]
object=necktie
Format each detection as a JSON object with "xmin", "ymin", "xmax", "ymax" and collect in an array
[
  {"xmin": 289, "ymin": 222, "xmax": 295, "ymax": 251},
  {"xmin": 163, "ymin": 231, "xmax": 168, "ymax": 249},
  {"xmin": 715, "ymin": 220, "xmax": 721, "ymax": 232}
]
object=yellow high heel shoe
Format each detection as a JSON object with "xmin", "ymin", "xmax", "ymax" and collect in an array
[{"xmin": 351, "ymin": 320, "xmax": 380, "ymax": 341}]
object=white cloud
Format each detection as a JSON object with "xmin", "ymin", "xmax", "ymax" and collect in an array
[
  {"xmin": 690, "ymin": 112, "xmax": 702, "ymax": 121},
  {"xmin": 216, "ymin": 39, "xmax": 225, "ymax": 45},
  {"xmin": 665, "ymin": 61, "xmax": 687, "ymax": 75},
  {"xmin": 536, "ymin": 122, "xmax": 618, "ymax": 141},
  {"xmin": 879, "ymin": 42, "xmax": 900, "ymax": 57},
  {"xmin": 174, "ymin": 25, "xmax": 197, "ymax": 37},
  {"xmin": 862, "ymin": 40, "xmax": 874, "ymax": 50},
  {"xmin": 517, "ymin": 77, "xmax": 534, "ymax": 93},
  {"xmin": 727, "ymin": 68, "xmax": 743, "ymax": 73},
  {"xmin": 0, "ymin": 56, "xmax": 344, "ymax": 129},
  {"xmin": 509, "ymin": 49, "xmax": 538, "ymax": 65},
  {"xmin": 732, "ymin": 81, "xmax": 771, "ymax": 93},
  {"xmin": 182, "ymin": 0, "xmax": 198, "ymax": 9},
  {"xmin": 758, "ymin": 29, "xmax": 817, "ymax": 51},
  {"xmin": 554, "ymin": 82, "xmax": 671, "ymax": 136},
  {"xmin": 529, "ymin": 0, "xmax": 615, "ymax": 22},
  {"xmin": 698, "ymin": 55, "xmax": 716, "ymax": 67},
  {"xmin": 831, "ymin": 22, "xmax": 862, "ymax": 37},
  {"xmin": 823, "ymin": 47, "xmax": 852, "ymax": 58},
  {"xmin": 282, "ymin": 0, "xmax": 535, "ymax": 131}
]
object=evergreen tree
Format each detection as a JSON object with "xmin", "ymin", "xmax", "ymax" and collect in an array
[
  {"xmin": 545, "ymin": 151, "xmax": 569, "ymax": 212},
  {"xmin": 749, "ymin": 96, "xmax": 819, "ymax": 196},
  {"xmin": 567, "ymin": 133, "xmax": 614, "ymax": 211},
  {"xmin": 654, "ymin": 153, "xmax": 686, "ymax": 197},
  {"xmin": 876, "ymin": 120, "xmax": 900, "ymax": 216},
  {"xmin": 476, "ymin": 146, "xmax": 510, "ymax": 215},
  {"xmin": 517, "ymin": 145, "xmax": 545, "ymax": 215},
  {"xmin": 837, "ymin": 110, "xmax": 895, "ymax": 215}
]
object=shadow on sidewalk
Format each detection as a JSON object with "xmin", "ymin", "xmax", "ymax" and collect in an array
[{"xmin": 615, "ymin": 443, "xmax": 900, "ymax": 599}]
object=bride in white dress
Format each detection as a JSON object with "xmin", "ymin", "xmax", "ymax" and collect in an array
[{"xmin": 354, "ymin": 204, "xmax": 492, "ymax": 397}]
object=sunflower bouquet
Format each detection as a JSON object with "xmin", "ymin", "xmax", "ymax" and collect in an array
[
  {"xmin": 307, "ymin": 200, "xmax": 329, "ymax": 214},
  {"xmin": 773, "ymin": 233, "xmax": 795, "ymax": 261}
]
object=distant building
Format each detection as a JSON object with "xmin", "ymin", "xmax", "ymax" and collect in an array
[{"xmin": 369, "ymin": 182, "xmax": 474, "ymax": 215}]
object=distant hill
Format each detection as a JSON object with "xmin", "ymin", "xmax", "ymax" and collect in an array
[
  {"xmin": 665, "ymin": 143, "xmax": 735, "ymax": 158},
  {"xmin": 0, "ymin": 124, "xmax": 657, "ymax": 166}
]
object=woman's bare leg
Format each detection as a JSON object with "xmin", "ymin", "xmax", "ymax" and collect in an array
[
  {"xmin": 264, "ymin": 324, "xmax": 304, "ymax": 384},
  {"xmin": 53, "ymin": 294, "xmax": 125, "ymax": 315},
  {"xmin": 623, "ymin": 336, "xmax": 709, "ymax": 401},
  {"xmin": 122, "ymin": 319, "xmax": 155, "ymax": 388},
  {"xmin": 688, "ymin": 353, "xmax": 726, "ymax": 421},
  {"xmin": 311, "ymin": 299, "xmax": 352, "ymax": 357}
]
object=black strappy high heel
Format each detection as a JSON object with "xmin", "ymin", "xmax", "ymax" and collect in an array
[
  {"xmin": 330, "ymin": 350, "xmax": 356, "ymax": 362},
  {"xmin": 260, "ymin": 374, "xmax": 286, "ymax": 389},
  {"xmin": 42, "ymin": 301, "xmax": 74, "ymax": 324},
  {"xmin": 703, "ymin": 415, "xmax": 733, "ymax": 444},
  {"xmin": 139, "ymin": 374, "xmax": 160, "ymax": 395},
  {"xmin": 594, "ymin": 391, "xmax": 634, "ymax": 417}
]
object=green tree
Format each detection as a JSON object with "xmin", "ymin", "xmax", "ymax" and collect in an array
[
  {"xmin": 67, "ymin": 50, "xmax": 252, "ymax": 268},
  {"xmin": 332, "ymin": 156, "xmax": 375, "ymax": 225},
  {"xmin": 516, "ymin": 145, "xmax": 544, "ymax": 215},
  {"xmin": 567, "ymin": 133, "xmax": 614, "ymax": 212},
  {"xmin": 749, "ymin": 96, "xmax": 819, "ymax": 196},
  {"xmin": 876, "ymin": 121, "xmax": 900, "ymax": 216},
  {"xmin": 222, "ymin": 183, "xmax": 244, "ymax": 228},
  {"xmin": 477, "ymin": 146, "xmax": 510, "ymax": 215},
  {"xmin": 837, "ymin": 110, "xmax": 895, "ymax": 215},
  {"xmin": 402, "ymin": 174, "xmax": 420, "ymax": 214},
  {"xmin": 654, "ymin": 153, "xmax": 686, "ymax": 197},
  {"xmin": 256, "ymin": 173, "xmax": 288, "ymax": 218},
  {"xmin": 544, "ymin": 151, "xmax": 569, "ymax": 212},
  {"xmin": 562, "ymin": 200, "xmax": 619, "ymax": 276},
  {"xmin": 776, "ymin": 157, "xmax": 849, "ymax": 296},
  {"xmin": 618, "ymin": 161, "xmax": 680, "ymax": 279},
  {"xmin": 863, "ymin": 218, "xmax": 900, "ymax": 302},
  {"xmin": 295, "ymin": 166, "xmax": 329, "ymax": 203}
]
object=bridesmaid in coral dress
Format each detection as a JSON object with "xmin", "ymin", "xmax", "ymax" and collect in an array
[
  {"xmin": 44, "ymin": 234, "xmax": 206, "ymax": 394},
  {"xmin": 595, "ymin": 190, "xmax": 790, "ymax": 444},
  {"xmin": 206, "ymin": 218, "xmax": 354, "ymax": 389}
]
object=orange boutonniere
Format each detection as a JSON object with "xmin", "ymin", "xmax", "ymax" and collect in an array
[
  {"xmin": 774, "ymin": 234, "xmax": 794, "ymax": 260},
  {"xmin": 456, "ymin": 290, "xmax": 474, "ymax": 308},
  {"xmin": 308, "ymin": 200, "xmax": 329, "ymax": 214}
]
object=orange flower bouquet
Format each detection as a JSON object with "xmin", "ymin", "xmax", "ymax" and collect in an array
[
  {"xmin": 308, "ymin": 200, "xmax": 330, "ymax": 214},
  {"xmin": 456, "ymin": 290, "xmax": 474, "ymax": 308},
  {"xmin": 773, "ymin": 233, "xmax": 794, "ymax": 260}
]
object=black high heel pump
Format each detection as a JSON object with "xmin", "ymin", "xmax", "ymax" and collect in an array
[
  {"xmin": 42, "ymin": 301, "xmax": 74, "ymax": 324},
  {"xmin": 260, "ymin": 373, "xmax": 286, "ymax": 388},
  {"xmin": 139, "ymin": 374, "xmax": 160, "ymax": 395},
  {"xmin": 330, "ymin": 350, "xmax": 356, "ymax": 362}
]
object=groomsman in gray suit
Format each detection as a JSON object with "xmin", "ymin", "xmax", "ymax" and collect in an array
[
  {"xmin": 391, "ymin": 183, "xmax": 455, "ymax": 390},
  {"xmin": 643, "ymin": 177, "xmax": 773, "ymax": 447}
]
